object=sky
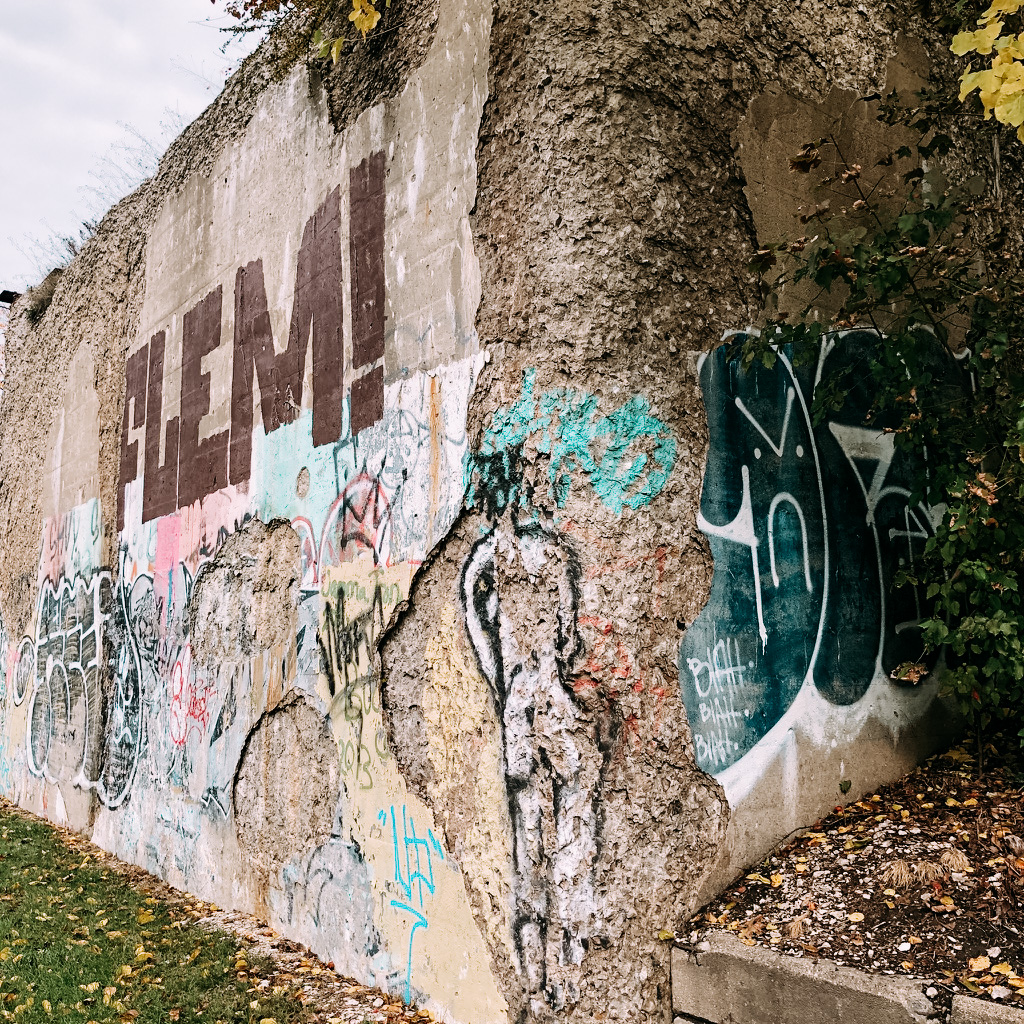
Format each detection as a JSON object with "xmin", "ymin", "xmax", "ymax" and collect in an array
[{"xmin": 0, "ymin": 0, "xmax": 261, "ymax": 291}]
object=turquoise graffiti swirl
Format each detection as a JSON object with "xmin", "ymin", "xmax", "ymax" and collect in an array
[{"xmin": 469, "ymin": 368, "xmax": 677, "ymax": 516}]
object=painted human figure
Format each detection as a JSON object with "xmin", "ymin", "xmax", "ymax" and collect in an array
[{"xmin": 461, "ymin": 519, "xmax": 600, "ymax": 1011}]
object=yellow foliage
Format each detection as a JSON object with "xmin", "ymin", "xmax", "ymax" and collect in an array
[
  {"xmin": 349, "ymin": 0, "xmax": 381, "ymax": 39},
  {"xmin": 953, "ymin": 4, "xmax": 1024, "ymax": 140},
  {"xmin": 952, "ymin": 20, "xmax": 1004, "ymax": 55},
  {"xmin": 983, "ymin": 0, "xmax": 1024, "ymax": 18}
]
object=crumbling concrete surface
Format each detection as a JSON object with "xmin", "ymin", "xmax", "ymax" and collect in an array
[
  {"xmin": 0, "ymin": 0, "xmax": 971, "ymax": 1022},
  {"xmin": 189, "ymin": 518, "xmax": 301, "ymax": 665}
]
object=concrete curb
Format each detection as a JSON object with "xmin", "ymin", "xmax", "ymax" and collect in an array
[
  {"xmin": 672, "ymin": 932, "xmax": 935, "ymax": 1024},
  {"xmin": 951, "ymin": 994, "xmax": 1024, "ymax": 1024},
  {"xmin": 670, "ymin": 933, "xmax": 1024, "ymax": 1024}
]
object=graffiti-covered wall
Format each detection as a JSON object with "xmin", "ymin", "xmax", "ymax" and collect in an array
[{"xmin": 0, "ymin": 2, "xmax": 958, "ymax": 1022}]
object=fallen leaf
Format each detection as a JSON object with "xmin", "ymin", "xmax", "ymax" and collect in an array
[
  {"xmin": 970, "ymin": 956, "xmax": 992, "ymax": 972},
  {"xmin": 847, "ymin": 912, "xmax": 865, "ymax": 923}
]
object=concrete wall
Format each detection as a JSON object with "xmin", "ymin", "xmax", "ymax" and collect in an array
[{"xmin": 0, "ymin": 2, "xmax": 957, "ymax": 1023}]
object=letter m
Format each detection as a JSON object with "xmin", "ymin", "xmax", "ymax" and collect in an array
[{"xmin": 229, "ymin": 186, "xmax": 343, "ymax": 485}]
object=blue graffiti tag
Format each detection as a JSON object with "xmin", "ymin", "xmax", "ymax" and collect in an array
[
  {"xmin": 469, "ymin": 369, "xmax": 677, "ymax": 516},
  {"xmin": 379, "ymin": 805, "xmax": 445, "ymax": 1003}
]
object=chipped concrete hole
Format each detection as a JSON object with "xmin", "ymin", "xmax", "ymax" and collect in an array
[{"xmin": 188, "ymin": 517, "xmax": 301, "ymax": 665}]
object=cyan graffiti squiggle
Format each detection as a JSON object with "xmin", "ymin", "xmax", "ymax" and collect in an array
[{"xmin": 469, "ymin": 369, "xmax": 677, "ymax": 517}]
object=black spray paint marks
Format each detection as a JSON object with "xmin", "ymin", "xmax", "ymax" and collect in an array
[{"xmin": 461, "ymin": 519, "xmax": 600, "ymax": 1012}]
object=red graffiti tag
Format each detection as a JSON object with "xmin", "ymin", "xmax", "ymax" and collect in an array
[{"xmin": 169, "ymin": 646, "xmax": 215, "ymax": 747}]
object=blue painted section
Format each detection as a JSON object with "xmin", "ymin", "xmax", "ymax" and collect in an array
[
  {"xmin": 680, "ymin": 332, "xmax": 951, "ymax": 776},
  {"xmin": 379, "ymin": 805, "xmax": 445, "ymax": 1003},
  {"xmin": 469, "ymin": 368, "xmax": 677, "ymax": 516},
  {"xmin": 252, "ymin": 407, "xmax": 346, "ymax": 524}
]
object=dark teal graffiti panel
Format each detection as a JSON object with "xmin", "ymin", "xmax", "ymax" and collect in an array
[{"xmin": 680, "ymin": 331, "xmax": 949, "ymax": 775}]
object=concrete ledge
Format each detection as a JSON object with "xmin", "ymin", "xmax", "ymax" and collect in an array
[
  {"xmin": 672, "ymin": 932, "xmax": 936, "ymax": 1024},
  {"xmin": 951, "ymin": 994, "xmax": 1024, "ymax": 1024}
]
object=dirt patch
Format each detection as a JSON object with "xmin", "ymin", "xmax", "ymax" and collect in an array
[{"xmin": 689, "ymin": 740, "xmax": 1024, "ymax": 1012}]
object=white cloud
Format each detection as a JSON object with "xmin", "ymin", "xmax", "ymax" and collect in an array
[{"xmin": 0, "ymin": 0, "xmax": 260, "ymax": 290}]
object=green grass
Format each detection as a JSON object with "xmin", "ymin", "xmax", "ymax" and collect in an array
[{"xmin": 0, "ymin": 806, "xmax": 311, "ymax": 1024}]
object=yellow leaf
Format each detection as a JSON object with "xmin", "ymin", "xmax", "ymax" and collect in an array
[
  {"xmin": 349, "ymin": 0, "xmax": 381, "ymax": 38},
  {"xmin": 41, "ymin": 1001, "xmax": 51, "ymax": 1014},
  {"xmin": 794, "ymin": 863, "xmax": 807, "ymax": 873},
  {"xmin": 970, "ymin": 956, "xmax": 992, "ymax": 972},
  {"xmin": 996, "ymin": 90, "xmax": 1024, "ymax": 125},
  {"xmin": 901, "ymin": 960, "xmax": 915, "ymax": 970},
  {"xmin": 657, "ymin": 929, "xmax": 675, "ymax": 941},
  {"xmin": 993, "ymin": 962, "xmax": 1013, "ymax": 975},
  {"xmin": 983, "ymin": 0, "xmax": 1024, "ymax": 19},
  {"xmin": 745, "ymin": 873, "xmax": 771, "ymax": 885},
  {"xmin": 952, "ymin": 21, "xmax": 1005, "ymax": 55},
  {"xmin": 770, "ymin": 874, "xmax": 783, "ymax": 887},
  {"xmin": 963, "ymin": 798, "xmax": 978, "ymax": 807},
  {"xmin": 80, "ymin": 982, "xmax": 100, "ymax": 994},
  {"xmin": 136, "ymin": 911, "xmax": 154, "ymax": 925},
  {"xmin": 847, "ymin": 912, "xmax": 865, "ymax": 923}
]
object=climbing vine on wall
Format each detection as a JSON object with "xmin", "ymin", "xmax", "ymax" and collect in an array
[
  {"xmin": 953, "ymin": 0, "xmax": 1024, "ymax": 138},
  {"xmin": 745, "ymin": 78, "xmax": 1024, "ymax": 751},
  {"xmin": 216, "ymin": 0, "xmax": 384, "ymax": 65}
]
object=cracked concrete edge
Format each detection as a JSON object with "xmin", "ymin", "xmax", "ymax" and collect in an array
[
  {"xmin": 671, "ymin": 931, "xmax": 936, "ymax": 1024},
  {"xmin": 951, "ymin": 995, "xmax": 1024, "ymax": 1024}
]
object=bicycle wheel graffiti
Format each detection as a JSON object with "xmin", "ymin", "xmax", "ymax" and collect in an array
[{"xmin": 23, "ymin": 569, "xmax": 144, "ymax": 808}]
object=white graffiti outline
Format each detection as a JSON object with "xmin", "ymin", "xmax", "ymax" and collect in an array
[{"xmin": 767, "ymin": 493, "xmax": 813, "ymax": 593}]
